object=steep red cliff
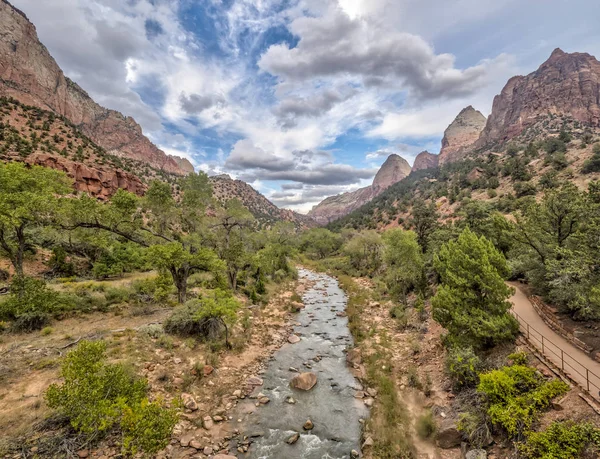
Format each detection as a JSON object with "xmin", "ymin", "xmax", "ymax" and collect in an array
[
  {"xmin": 477, "ymin": 48, "xmax": 600, "ymax": 146},
  {"xmin": 0, "ymin": 0, "xmax": 193, "ymax": 175},
  {"xmin": 411, "ymin": 151, "xmax": 439, "ymax": 172}
]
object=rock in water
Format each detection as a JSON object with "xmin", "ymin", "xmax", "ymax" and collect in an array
[
  {"xmin": 290, "ymin": 372, "xmax": 318, "ymax": 391},
  {"xmin": 286, "ymin": 432, "xmax": 300, "ymax": 444},
  {"xmin": 303, "ymin": 419, "xmax": 314, "ymax": 430}
]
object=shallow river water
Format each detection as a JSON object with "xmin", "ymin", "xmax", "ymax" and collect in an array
[{"xmin": 234, "ymin": 268, "xmax": 368, "ymax": 458}]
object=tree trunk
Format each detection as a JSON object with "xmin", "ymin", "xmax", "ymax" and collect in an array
[{"xmin": 170, "ymin": 266, "xmax": 189, "ymax": 303}]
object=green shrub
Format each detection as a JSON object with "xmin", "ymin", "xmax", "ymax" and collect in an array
[
  {"xmin": 131, "ymin": 274, "xmax": 173, "ymax": 303},
  {"xmin": 519, "ymin": 421, "xmax": 600, "ymax": 459},
  {"xmin": 45, "ymin": 340, "xmax": 176, "ymax": 454},
  {"xmin": 478, "ymin": 364, "xmax": 569, "ymax": 437},
  {"xmin": 104, "ymin": 286, "xmax": 131, "ymax": 305},
  {"xmin": 416, "ymin": 411, "xmax": 436, "ymax": 439},
  {"xmin": 0, "ymin": 276, "xmax": 75, "ymax": 331},
  {"xmin": 164, "ymin": 289, "xmax": 239, "ymax": 343},
  {"xmin": 446, "ymin": 346, "xmax": 481, "ymax": 389},
  {"xmin": 120, "ymin": 398, "xmax": 179, "ymax": 456},
  {"xmin": 46, "ymin": 341, "xmax": 147, "ymax": 434}
]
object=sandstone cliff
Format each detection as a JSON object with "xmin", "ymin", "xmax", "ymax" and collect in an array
[
  {"xmin": 438, "ymin": 106, "xmax": 486, "ymax": 165},
  {"xmin": 411, "ymin": 151, "xmax": 439, "ymax": 172},
  {"xmin": 308, "ymin": 154, "xmax": 411, "ymax": 225},
  {"xmin": 477, "ymin": 48, "xmax": 600, "ymax": 147},
  {"xmin": 0, "ymin": 0, "xmax": 192, "ymax": 175}
]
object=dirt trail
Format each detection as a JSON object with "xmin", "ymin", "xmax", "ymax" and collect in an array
[{"xmin": 509, "ymin": 282, "xmax": 600, "ymax": 399}]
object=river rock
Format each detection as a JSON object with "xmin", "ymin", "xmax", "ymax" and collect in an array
[
  {"xmin": 466, "ymin": 450, "xmax": 487, "ymax": 459},
  {"xmin": 346, "ymin": 348, "xmax": 362, "ymax": 366},
  {"xmin": 303, "ymin": 419, "xmax": 314, "ymax": 430},
  {"xmin": 203, "ymin": 416, "xmax": 214, "ymax": 430},
  {"xmin": 246, "ymin": 376, "xmax": 264, "ymax": 387},
  {"xmin": 288, "ymin": 334, "xmax": 301, "ymax": 344},
  {"xmin": 214, "ymin": 455, "xmax": 237, "ymax": 459},
  {"xmin": 181, "ymin": 393, "xmax": 198, "ymax": 411},
  {"xmin": 286, "ymin": 432, "xmax": 300, "ymax": 444},
  {"xmin": 290, "ymin": 372, "xmax": 318, "ymax": 391},
  {"xmin": 436, "ymin": 419, "xmax": 462, "ymax": 449}
]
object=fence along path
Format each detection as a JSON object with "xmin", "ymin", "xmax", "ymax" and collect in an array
[{"xmin": 508, "ymin": 282, "xmax": 600, "ymax": 402}]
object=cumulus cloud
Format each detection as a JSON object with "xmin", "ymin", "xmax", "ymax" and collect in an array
[
  {"xmin": 259, "ymin": 6, "xmax": 509, "ymax": 101},
  {"xmin": 225, "ymin": 140, "xmax": 376, "ymax": 186},
  {"xmin": 179, "ymin": 92, "xmax": 226, "ymax": 115}
]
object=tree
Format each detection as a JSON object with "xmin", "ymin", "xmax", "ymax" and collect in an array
[
  {"xmin": 383, "ymin": 229, "xmax": 423, "ymax": 304},
  {"xmin": 211, "ymin": 199, "xmax": 255, "ymax": 290},
  {"xmin": 409, "ymin": 199, "xmax": 438, "ymax": 253},
  {"xmin": 0, "ymin": 163, "xmax": 71, "ymax": 276},
  {"xmin": 66, "ymin": 173, "xmax": 220, "ymax": 302},
  {"xmin": 343, "ymin": 230, "xmax": 384, "ymax": 275},
  {"xmin": 432, "ymin": 228, "xmax": 518, "ymax": 349},
  {"xmin": 300, "ymin": 228, "xmax": 342, "ymax": 259}
]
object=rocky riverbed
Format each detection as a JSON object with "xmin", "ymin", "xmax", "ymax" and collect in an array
[{"xmin": 230, "ymin": 268, "xmax": 368, "ymax": 458}]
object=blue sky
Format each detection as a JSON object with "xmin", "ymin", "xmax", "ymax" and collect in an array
[{"xmin": 12, "ymin": 0, "xmax": 600, "ymax": 212}]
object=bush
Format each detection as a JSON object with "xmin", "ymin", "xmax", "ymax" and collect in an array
[
  {"xmin": 104, "ymin": 286, "xmax": 131, "ymax": 305},
  {"xmin": 446, "ymin": 346, "xmax": 481, "ymax": 389},
  {"xmin": 131, "ymin": 274, "xmax": 173, "ymax": 303},
  {"xmin": 45, "ymin": 340, "xmax": 177, "ymax": 454},
  {"xmin": 0, "ymin": 276, "xmax": 75, "ymax": 331},
  {"xmin": 164, "ymin": 289, "xmax": 239, "ymax": 343},
  {"xmin": 416, "ymin": 411, "xmax": 436, "ymax": 439},
  {"xmin": 519, "ymin": 421, "xmax": 600, "ymax": 459},
  {"xmin": 120, "ymin": 398, "xmax": 179, "ymax": 456},
  {"xmin": 478, "ymin": 363, "xmax": 569, "ymax": 437}
]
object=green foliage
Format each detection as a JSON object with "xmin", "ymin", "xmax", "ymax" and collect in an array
[
  {"xmin": 300, "ymin": 228, "xmax": 343, "ymax": 259},
  {"xmin": 383, "ymin": 229, "xmax": 424, "ymax": 304},
  {"xmin": 416, "ymin": 411, "xmax": 437, "ymax": 439},
  {"xmin": 544, "ymin": 137, "xmax": 567, "ymax": 155},
  {"xmin": 46, "ymin": 340, "xmax": 147, "ymax": 435},
  {"xmin": 446, "ymin": 345, "xmax": 481, "ymax": 389},
  {"xmin": 0, "ymin": 163, "xmax": 71, "ymax": 276},
  {"xmin": 120, "ymin": 398, "xmax": 179, "ymax": 456},
  {"xmin": 477, "ymin": 363, "xmax": 569, "ymax": 437},
  {"xmin": 342, "ymin": 230, "xmax": 384, "ymax": 276},
  {"xmin": 432, "ymin": 228, "xmax": 518, "ymax": 349},
  {"xmin": 0, "ymin": 276, "xmax": 74, "ymax": 331},
  {"xmin": 164, "ymin": 289, "xmax": 240, "ymax": 343},
  {"xmin": 519, "ymin": 421, "xmax": 600, "ymax": 459}
]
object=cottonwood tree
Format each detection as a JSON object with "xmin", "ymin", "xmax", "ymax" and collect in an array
[
  {"xmin": 432, "ymin": 228, "xmax": 518, "ymax": 349},
  {"xmin": 0, "ymin": 163, "xmax": 71, "ymax": 276},
  {"xmin": 66, "ymin": 173, "xmax": 222, "ymax": 302},
  {"xmin": 382, "ymin": 229, "xmax": 423, "ymax": 304}
]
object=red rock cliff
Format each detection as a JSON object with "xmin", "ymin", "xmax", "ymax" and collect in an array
[{"xmin": 0, "ymin": 0, "xmax": 193, "ymax": 175}]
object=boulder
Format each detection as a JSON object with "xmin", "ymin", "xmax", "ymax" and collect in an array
[
  {"xmin": 466, "ymin": 450, "xmax": 487, "ymax": 459},
  {"xmin": 436, "ymin": 419, "xmax": 462, "ymax": 449},
  {"xmin": 288, "ymin": 334, "xmax": 301, "ymax": 344},
  {"xmin": 286, "ymin": 432, "xmax": 300, "ymax": 444},
  {"xmin": 181, "ymin": 393, "xmax": 198, "ymax": 411},
  {"xmin": 290, "ymin": 372, "xmax": 318, "ymax": 391}
]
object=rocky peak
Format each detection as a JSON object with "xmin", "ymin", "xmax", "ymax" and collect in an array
[
  {"xmin": 372, "ymin": 154, "xmax": 411, "ymax": 192},
  {"xmin": 308, "ymin": 154, "xmax": 410, "ymax": 225},
  {"xmin": 0, "ymin": 0, "xmax": 191, "ymax": 175},
  {"xmin": 411, "ymin": 151, "xmax": 439, "ymax": 172},
  {"xmin": 477, "ymin": 49, "xmax": 600, "ymax": 146},
  {"xmin": 438, "ymin": 106, "xmax": 486, "ymax": 165}
]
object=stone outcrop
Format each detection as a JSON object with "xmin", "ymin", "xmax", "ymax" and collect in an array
[
  {"xmin": 477, "ymin": 48, "xmax": 600, "ymax": 147},
  {"xmin": 411, "ymin": 150, "xmax": 439, "ymax": 172},
  {"xmin": 0, "ymin": 0, "xmax": 191, "ymax": 175},
  {"xmin": 290, "ymin": 372, "xmax": 318, "ymax": 391},
  {"xmin": 308, "ymin": 154, "xmax": 410, "ymax": 225},
  {"xmin": 25, "ymin": 153, "xmax": 145, "ymax": 199},
  {"xmin": 209, "ymin": 174, "xmax": 316, "ymax": 228},
  {"xmin": 438, "ymin": 106, "xmax": 486, "ymax": 165}
]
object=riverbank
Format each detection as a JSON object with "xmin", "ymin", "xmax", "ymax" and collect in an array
[{"xmin": 0, "ymin": 273, "xmax": 307, "ymax": 458}]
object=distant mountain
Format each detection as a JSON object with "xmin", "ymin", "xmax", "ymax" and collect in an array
[
  {"xmin": 210, "ymin": 175, "xmax": 317, "ymax": 229},
  {"xmin": 0, "ymin": 0, "xmax": 193, "ymax": 176},
  {"xmin": 411, "ymin": 151, "xmax": 439, "ymax": 172},
  {"xmin": 477, "ymin": 48, "xmax": 600, "ymax": 147},
  {"xmin": 328, "ymin": 48, "xmax": 600, "ymax": 231},
  {"xmin": 308, "ymin": 154, "xmax": 411, "ymax": 225},
  {"xmin": 438, "ymin": 106, "xmax": 486, "ymax": 165}
]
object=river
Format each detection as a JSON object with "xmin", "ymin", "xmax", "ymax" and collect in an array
[{"xmin": 232, "ymin": 268, "xmax": 368, "ymax": 458}]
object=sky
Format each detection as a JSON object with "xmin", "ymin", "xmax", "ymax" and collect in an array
[{"xmin": 11, "ymin": 0, "xmax": 600, "ymax": 213}]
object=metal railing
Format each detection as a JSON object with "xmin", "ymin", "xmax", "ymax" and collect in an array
[{"xmin": 511, "ymin": 310, "xmax": 600, "ymax": 402}]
